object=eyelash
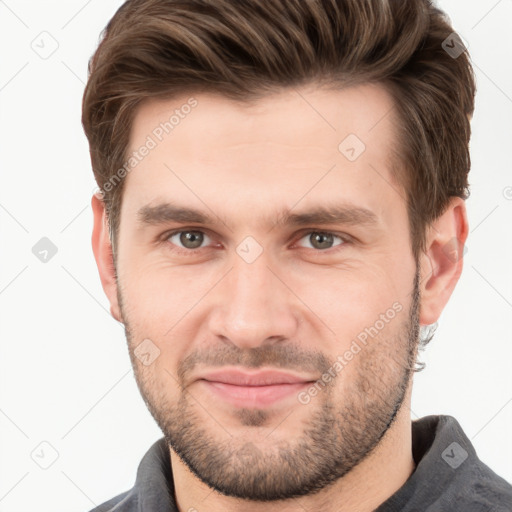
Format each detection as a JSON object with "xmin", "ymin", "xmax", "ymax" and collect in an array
[{"xmin": 161, "ymin": 228, "xmax": 352, "ymax": 256}]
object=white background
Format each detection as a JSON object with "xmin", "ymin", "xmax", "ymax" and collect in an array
[{"xmin": 0, "ymin": 1, "xmax": 511, "ymax": 510}]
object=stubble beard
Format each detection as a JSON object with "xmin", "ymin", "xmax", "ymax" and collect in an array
[{"xmin": 121, "ymin": 269, "xmax": 420, "ymax": 501}]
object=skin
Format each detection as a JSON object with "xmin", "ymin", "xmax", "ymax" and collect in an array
[{"xmin": 92, "ymin": 83, "xmax": 468, "ymax": 512}]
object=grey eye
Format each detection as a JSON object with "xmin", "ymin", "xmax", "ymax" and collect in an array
[
  {"xmin": 298, "ymin": 232, "xmax": 344, "ymax": 250},
  {"xmin": 169, "ymin": 231, "xmax": 209, "ymax": 249}
]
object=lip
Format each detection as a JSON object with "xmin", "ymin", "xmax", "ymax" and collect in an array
[
  {"xmin": 196, "ymin": 369, "xmax": 315, "ymax": 408},
  {"xmin": 199, "ymin": 369, "xmax": 313, "ymax": 386}
]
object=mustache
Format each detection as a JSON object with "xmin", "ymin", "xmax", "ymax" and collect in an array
[{"xmin": 177, "ymin": 344, "xmax": 332, "ymax": 384}]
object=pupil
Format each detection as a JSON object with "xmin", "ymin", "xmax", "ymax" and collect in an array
[
  {"xmin": 312, "ymin": 232, "xmax": 332, "ymax": 249},
  {"xmin": 181, "ymin": 231, "xmax": 203, "ymax": 249}
]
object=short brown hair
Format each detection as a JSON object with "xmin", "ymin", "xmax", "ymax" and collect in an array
[{"xmin": 82, "ymin": 0, "xmax": 476, "ymax": 261}]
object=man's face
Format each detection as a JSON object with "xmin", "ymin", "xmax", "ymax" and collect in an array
[{"xmin": 114, "ymin": 83, "xmax": 420, "ymax": 499}]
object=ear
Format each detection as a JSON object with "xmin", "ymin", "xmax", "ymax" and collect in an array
[
  {"xmin": 418, "ymin": 196, "xmax": 469, "ymax": 326},
  {"xmin": 91, "ymin": 193, "xmax": 123, "ymax": 323}
]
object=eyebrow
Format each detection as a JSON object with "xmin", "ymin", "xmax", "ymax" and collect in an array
[{"xmin": 137, "ymin": 202, "xmax": 379, "ymax": 229}]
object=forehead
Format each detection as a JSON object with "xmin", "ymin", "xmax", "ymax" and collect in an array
[
  {"xmin": 130, "ymin": 82, "xmax": 397, "ymax": 158},
  {"xmin": 122, "ymin": 83, "xmax": 403, "ymax": 229}
]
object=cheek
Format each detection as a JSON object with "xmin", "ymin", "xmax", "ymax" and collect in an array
[
  {"xmin": 119, "ymin": 257, "xmax": 218, "ymax": 326},
  {"xmin": 292, "ymin": 260, "xmax": 410, "ymax": 341},
  {"xmin": 132, "ymin": 356, "xmax": 182, "ymax": 415},
  {"xmin": 125, "ymin": 306, "xmax": 187, "ymax": 401},
  {"xmin": 118, "ymin": 261, "xmax": 222, "ymax": 375}
]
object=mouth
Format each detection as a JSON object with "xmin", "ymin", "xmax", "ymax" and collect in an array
[{"xmin": 196, "ymin": 369, "xmax": 315, "ymax": 408}]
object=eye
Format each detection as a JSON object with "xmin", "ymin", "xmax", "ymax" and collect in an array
[
  {"xmin": 166, "ymin": 230, "xmax": 212, "ymax": 251},
  {"xmin": 162, "ymin": 229, "xmax": 349, "ymax": 256},
  {"xmin": 296, "ymin": 231, "xmax": 346, "ymax": 251}
]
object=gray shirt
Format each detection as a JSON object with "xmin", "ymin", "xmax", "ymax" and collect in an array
[{"xmin": 89, "ymin": 415, "xmax": 512, "ymax": 511}]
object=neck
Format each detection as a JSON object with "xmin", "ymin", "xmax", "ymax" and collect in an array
[{"xmin": 170, "ymin": 386, "xmax": 415, "ymax": 512}]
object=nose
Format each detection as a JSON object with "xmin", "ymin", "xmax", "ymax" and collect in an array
[{"xmin": 207, "ymin": 250, "xmax": 300, "ymax": 350}]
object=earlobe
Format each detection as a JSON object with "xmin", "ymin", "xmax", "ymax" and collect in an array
[
  {"xmin": 418, "ymin": 197, "xmax": 469, "ymax": 326},
  {"xmin": 91, "ymin": 193, "xmax": 123, "ymax": 323}
]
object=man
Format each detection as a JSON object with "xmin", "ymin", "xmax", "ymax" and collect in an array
[{"xmin": 82, "ymin": 0, "xmax": 512, "ymax": 510}]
